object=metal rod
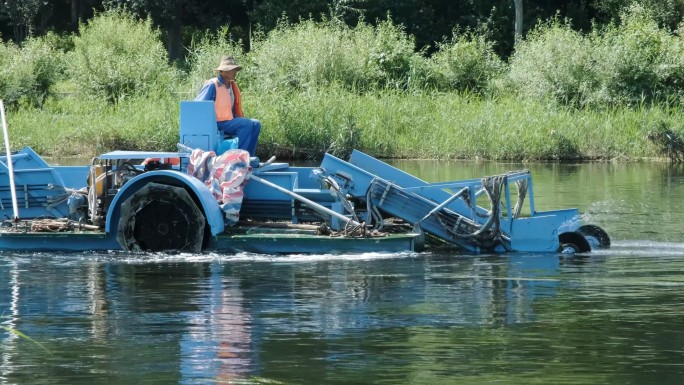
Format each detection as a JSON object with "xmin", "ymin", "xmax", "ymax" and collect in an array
[
  {"xmin": 0, "ymin": 100, "xmax": 19, "ymax": 221},
  {"xmin": 417, "ymin": 187, "xmax": 469, "ymax": 224},
  {"xmin": 250, "ymin": 174, "xmax": 360, "ymax": 226}
]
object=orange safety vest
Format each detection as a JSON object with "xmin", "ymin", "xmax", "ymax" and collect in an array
[{"xmin": 212, "ymin": 78, "xmax": 243, "ymax": 121}]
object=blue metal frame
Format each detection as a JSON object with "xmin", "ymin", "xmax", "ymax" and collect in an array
[{"xmin": 319, "ymin": 149, "xmax": 582, "ymax": 252}]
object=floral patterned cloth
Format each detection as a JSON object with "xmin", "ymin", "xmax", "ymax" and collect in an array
[{"xmin": 187, "ymin": 148, "xmax": 252, "ymax": 226}]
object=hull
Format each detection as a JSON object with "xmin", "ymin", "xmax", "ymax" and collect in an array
[
  {"xmin": 211, "ymin": 232, "xmax": 418, "ymax": 254},
  {"xmin": 0, "ymin": 228, "xmax": 418, "ymax": 254}
]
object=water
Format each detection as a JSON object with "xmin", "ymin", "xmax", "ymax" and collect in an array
[{"xmin": 2, "ymin": 161, "xmax": 684, "ymax": 384}]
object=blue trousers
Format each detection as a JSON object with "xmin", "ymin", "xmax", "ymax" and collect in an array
[{"xmin": 217, "ymin": 118, "xmax": 262, "ymax": 156}]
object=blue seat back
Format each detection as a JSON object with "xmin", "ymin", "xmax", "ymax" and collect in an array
[{"xmin": 179, "ymin": 101, "xmax": 220, "ymax": 152}]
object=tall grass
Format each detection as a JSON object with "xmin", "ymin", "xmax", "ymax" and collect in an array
[
  {"xmin": 252, "ymin": 88, "xmax": 679, "ymax": 160},
  {"xmin": 183, "ymin": 27, "xmax": 246, "ymax": 97},
  {"xmin": 7, "ymin": 95, "xmax": 179, "ymax": 156},
  {"xmin": 7, "ymin": 83, "xmax": 680, "ymax": 160}
]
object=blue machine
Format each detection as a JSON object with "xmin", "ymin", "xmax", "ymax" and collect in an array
[{"xmin": 0, "ymin": 101, "xmax": 610, "ymax": 254}]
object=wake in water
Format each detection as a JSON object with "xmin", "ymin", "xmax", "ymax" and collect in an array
[
  {"xmin": 596, "ymin": 239, "xmax": 684, "ymax": 257},
  {"xmin": 1, "ymin": 250, "xmax": 421, "ymax": 265},
  {"xmin": 5, "ymin": 239, "xmax": 684, "ymax": 264}
]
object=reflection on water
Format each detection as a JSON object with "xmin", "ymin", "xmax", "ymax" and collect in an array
[
  {"xmin": 2, "ymin": 162, "xmax": 684, "ymax": 384},
  {"xmin": 2, "ymin": 248, "xmax": 684, "ymax": 384}
]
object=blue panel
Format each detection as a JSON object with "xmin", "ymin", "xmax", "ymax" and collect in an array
[
  {"xmin": 289, "ymin": 167, "xmax": 325, "ymax": 189},
  {"xmin": 509, "ymin": 215, "xmax": 570, "ymax": 252},
  {"xmin": 0, "ymin": 147, "xmax": 74, "ymax": 219},
  {"xmin": 0, "ymin": 233, "xmax": 120, "ymax": 251},
  {"xmin": 53, "ymin": 166, "xmax": 89, "ymax": 189},
  {"xmin": 349, "ymin": 149, "xmax": 426, "ymax": 186},
  {"xmin": 179, "ymin": 101, "xmax": 220, "ymax": 152},
  {"xmin": 319, "ymin": 153, "xmax": 377, "ymax": 198},
  {"xmin": 347, "ymin": 150, "xmax": 476, "ymax": 217},
  {"xmin": 243, "ymin": 172, "xmax": 297, "ymax": 200}
]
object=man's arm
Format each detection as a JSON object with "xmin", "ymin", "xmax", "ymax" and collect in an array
[{"xmin": 195, "ymin": 81, "xmax": 216, "ymax": 101}]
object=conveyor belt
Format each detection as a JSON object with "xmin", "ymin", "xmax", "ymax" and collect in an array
[{"xmin": 367, "ymin": 178, "xmax": 504, "ymax": 252}]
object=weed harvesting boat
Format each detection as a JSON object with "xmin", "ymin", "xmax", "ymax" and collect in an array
[{"xmin": 0, "ymin": 101, "xmax": 610, "ymax": 254}]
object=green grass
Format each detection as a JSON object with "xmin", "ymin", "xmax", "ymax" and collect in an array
[
  {"xmin": 7, "ymin": 93, "xmax": 180, "ymax": 157},
  {"xmin": 252, "ymin": 88, "xmax": 680, "ymax": 161},
  {"xmin": 6, "ymin": 86, "xmax": 676, "ymax": 161},
  {"xmin": 1, "ymin": 325, "xmax": 52, "ymax": 355}
]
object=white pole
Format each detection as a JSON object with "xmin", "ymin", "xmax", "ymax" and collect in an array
[{"xmin": 0, "ymin": 100, "xmax": 20, "ymax": 221}]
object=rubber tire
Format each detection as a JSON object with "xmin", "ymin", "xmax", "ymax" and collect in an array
[
  {"xmin": 559, "ymin": 243, "xmax": 580, "ymax": 254},
  {"xmin": 578, "ymin": 224, "xmax": 611, "ymax": 249},
  {"xmin": 558, "ymin": 231, "xmax": 591, "ymax": 253},
  {"xmin": 117, "ymin": 183, "xmax": 205, "ymax": 253}
]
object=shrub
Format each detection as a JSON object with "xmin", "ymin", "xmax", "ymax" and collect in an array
[
  {"xmin": 68, "ymin": 10, "xmax": 178, "ymax": 103},
  {"xmin": 0, "ymin": 33, "xmax": 66, "ymax": 108},
  {"xmin": 0, "ymin": 42, "xmax": 25, "ymax": 106},
  {"xmin": 246, "ymin": 18, "xmax": 422, "ymax": 93},
  {"xmin": 367, "ymin": 19, "xmax": 421, "ymax": 90},
  {"xmin": 506, "ymin": 18, "xmax": 598, "ymax": 107},
  {"xmin": 507, "ymin": 5, "xmax": 684, "ymax": 108},
  {"xmin": 426, "ymin": 30, "xmax": 504, "ymax": 94},
  {"xmin": 593, "ymin": 4, "xmax": 684, "ymax": 106}
]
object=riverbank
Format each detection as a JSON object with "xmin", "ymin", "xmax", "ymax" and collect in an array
[
  {"xmin": 4, "ymin": 10, "xmax": 684, "ymax": 162},
  {"xmin": 6, "ymin": 89, "xmax": 682, "ymax": 162}
]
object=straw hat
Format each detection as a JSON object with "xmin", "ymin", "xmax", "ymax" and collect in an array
[{"xmin": 214, "ymin": 56, "xmax": 242, "ymax": 72}]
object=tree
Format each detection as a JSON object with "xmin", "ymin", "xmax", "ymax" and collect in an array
[
  {"xmin": 249, "ymin": 0, "xmax": 331, "ymax": 31},
  {"xmin": 0, "ymin": 0, "xmax": 45, "ymax": 42},
  {"xmin": 71, "ymin": 0, "xmax": 99, "ymax": 26},
  {"xmin": 104, "ymin": 0, "xmax": 248, "ymax": 61},
  {"xmin": 514, "ymin": 0, "xmax": 523, "ymax": 42}
]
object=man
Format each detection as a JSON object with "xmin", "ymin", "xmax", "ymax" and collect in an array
[{"xmin": 195, "ymin": 56, "xmax": 261, "ymax": 156}]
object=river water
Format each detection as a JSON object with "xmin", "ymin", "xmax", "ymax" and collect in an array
[{"xmin": 2, "ymin": 161, "xmax": 684, "ymax": 384}]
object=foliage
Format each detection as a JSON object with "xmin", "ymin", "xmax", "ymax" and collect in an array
[
  {"xmin": 591, "ymin": 0, "xmax": 684, "ymax": 30},
  {"xmin": 4, "ymin": 0, "xmax": 684, "ymax": 63},
  {"xmin": 8, "ymin": 94, "xmax": 179, "ymax": 156},
  {"xmin": 101, "ymin": 0, "xmax": 244, "ymax": 60},
  {"xmin": 506, "ymin": 18, "xmax": 598, "ymax": 107},
  {"xmin": 5, "ymin": 10, "xmax": 684, "ymax": 161},
  {"xmin": 252, "ymin": 88, "xmax": 677, "ymax": 161},
  {"xmin": 425, "ymin": 30, "xmax": 504, "ymax": 94},
  {"xmin": 506, "ymin": 6, "xmax": 684, "ymax": 108},
  {"xmin": 183, "ymin": 27, "xmax": 246, "ymax": 97},
  {"xmin": 592, "ymin": 4, "xmax": 684, "ymax": 106},
  {"xmin": 0, "ymin": 33, "xmax": 66, "ymax": 108},
  {"xmin": 68, "ymin": 10, "xmax": 178, "ymax": 103},
  {"xmin": 245, "ymin": 18, "xmax": 421, "ymax": 93},
  {"xmin": 249, "ymin": 0, "xmax": 332, "ymax": 31},
  {"xmin": 251, "ymin": 85, "xmax": 365, "ymax": 159},
  {"xmin": 0, "ymin": 0, "xmax": 44, "ymax": 41},
  {"xmin": 0, "ymin": 41, "xmax": 26, "ymax": 106}
]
